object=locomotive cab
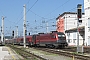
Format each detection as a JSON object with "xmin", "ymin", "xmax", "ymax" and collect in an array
[{"xmin": 56, "ymin": 32, "xmax": 68, "ymax": 47}]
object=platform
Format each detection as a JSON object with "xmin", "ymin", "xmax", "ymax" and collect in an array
[{"xmin": 0, "ymin": 46, "xmax": 23, "ymax": 60}]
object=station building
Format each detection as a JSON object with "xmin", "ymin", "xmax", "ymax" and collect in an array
[
  {"xmin": 84, "ymin": 0, "xmax": 90, "ymax": 46},
  {"xmin": 56, "ymin": 0, "xmax": 90, "ymax": 46},
  {"xmin": 56, "ymin": 12, "xmax": 85, "ymax": 46}
]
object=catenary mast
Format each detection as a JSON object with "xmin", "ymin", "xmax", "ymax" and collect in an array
[
  {"xmin": 1, "ymin": 16, "xmax": 4, "ymax": 44},
  {"xmin": 23, "ymin": 4, "xmax": 26, "ymax": 48}
]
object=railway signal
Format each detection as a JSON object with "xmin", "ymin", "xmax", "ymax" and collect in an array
[
  {"xmin": 29, "ymin": 32, "xmax": 30, "ymax": 35},
  {"xmin": 77, "ymin": 4, "xmax": 82, "ymax": 23},
  {"xmin": 78, "ymin": 19, "xmax": 82, "ymax": 23},
  {"xmin": 12, "ymin": 30, "xmax": 14, "ymax": 37},
  {"xmin": 77, "ymin": 4, "xmax": 82, "ymax": 53},
  {"xmin": 77, "ymin": 4, "xmax": 82, "ymax": 18}
]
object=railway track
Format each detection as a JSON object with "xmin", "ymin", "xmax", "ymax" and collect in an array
[
  {"xmin": 6, "ymin": 44, "xmax": 90, "ymax": 60},
  {"xmin": 6, "ymin": 45, "xmax": 46, "ymax": 60},
  {"xmin": 61, "ymin": 46, "xmax": 90, "ymax": 53},
  {"xmin": 34, "ymin": 47, "xmax": 90, "ymax": 60}
]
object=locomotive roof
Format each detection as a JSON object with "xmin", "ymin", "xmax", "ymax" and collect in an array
[{"xmin": 38, "ymin": 32, "xmax": 65, "ymax": 35}]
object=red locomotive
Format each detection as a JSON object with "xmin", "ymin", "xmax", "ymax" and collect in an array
[
  {"xmin": 5, "ymin": 31, "xmax": 68, "ymax": 48},
  {"xmin": 31, "ymin": 31, "xmax": 68, "ymax": 48}
]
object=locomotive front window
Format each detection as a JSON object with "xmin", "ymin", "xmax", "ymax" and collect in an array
[
  {"xmin": 58, "ymin": 35, "xmax": 65, "ymax": 37},
  {"xmin": 58, "ymin": 34, "xmax": 66, "ymax": 40}
]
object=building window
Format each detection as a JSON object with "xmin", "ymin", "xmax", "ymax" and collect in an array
[
  {"xmin": 62, "ymin": 21, "xmax": 64, "ymax": 24},
  {"xmin": 73, "ymin": 39, "xmax": 76, "ymax": 43},
  {"xmin": 68, "ymin": 39, "xmax": 70, "ymax": 43}
]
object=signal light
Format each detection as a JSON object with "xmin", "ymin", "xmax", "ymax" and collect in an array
[
  {"xmin": 25, "ymin": 30, "xmax": 27, "ymax": 35},
  {"xmin": 29, "ymin": 32, "xmax": 30, "ymax": 35},
  {"xmin": 78, "ymin": 20, "xmax": 82, "ymax": 23},
  {"xmin": 77, "ymin": 9, "xmax": 82, "ymax": 18},
  {"xmin": 12, "ymin": 31, "xmax": 14, "ymax": 37}
]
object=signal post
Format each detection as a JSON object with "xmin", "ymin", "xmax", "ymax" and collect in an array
[{"xmin": 77, "ymin": 4, "xmax": 83, "ymax": 53}]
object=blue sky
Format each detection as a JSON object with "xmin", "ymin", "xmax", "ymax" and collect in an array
[{"xmin": 0, "ymin": 0, "xmax": 84, "ymax": 36}]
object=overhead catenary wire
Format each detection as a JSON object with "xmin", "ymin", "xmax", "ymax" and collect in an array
[
  {"xmin": 26, "ymin": 0, "xmax": 38, "ymax": 14},
  {"xmin": 4, "ymin": 0, "xmax": 85, "ymax": 35},
  {"xmin": 16, "ymin": 0, "xmax": 71, "ymax": 26},
  {"xmin": 26, "ymin": 8, "xmax": 47, "ymax": 19},
  {"xmin": 10, "ymin": 0, "xmax": 38, "ymax": 31},
  {"xmin": 9, "ymin": 0, "xmax": 32, "ymax": 28},
  {"xmin": 15, "ymin": 0, "xmax": 38, "ymax": 24},
  {"xmin": 24, "ymin": 0, "xmax": 71, "ymax": 33},
  {"xmin": 0, "ymin": 9, "xmax": 5, "ymax": 16},
  {"xmin": 12, "ymin": 0, "xmax": 72, "ymax": 30},
  {"xmin": 45, "ymin": 0, "xmax": 71, "ymax": 17},
  {"xmin": 30, "ymin": 1, "xmax": 84, "ymax": 34},
  {"xmin": 14, "ymin": 0, "xmax": 77, "ymax": 30}
]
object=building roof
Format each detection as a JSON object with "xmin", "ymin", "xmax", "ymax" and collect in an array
[
  {"xmin": 56, "ymin": 12, "xmax": 84, "ymax": 20},
  {"xmin": 65, "ymin": 26, "xmax": 85, "ymax": 33}
]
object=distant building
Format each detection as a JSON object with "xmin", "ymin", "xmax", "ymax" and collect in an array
[{"xmin": 56, "ymin": 12, "xmax": 85, "ymax": 46}]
